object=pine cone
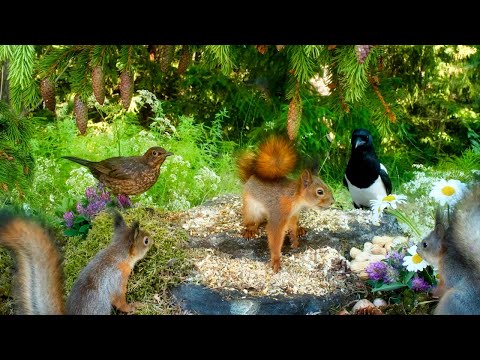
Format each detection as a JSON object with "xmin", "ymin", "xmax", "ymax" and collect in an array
[
  {"xmin": 159, "ymin": 45, "xmax": 174, "ymax": 73},
  {"xmin": 256, "ymin": 45, "xmax": 268, "ymax": 54},
  {"xmin": 119, "ymin": 71, "xmax": 133, "ymax": 110},
  {"xmin": 148, "ymin": 45, "xmax": 157, "ymax": 61},
  {"xmin": 355, "ymin": 45, "xmax": 373, "ymax": 64},
  {"xmin": 178, "ymin": 46, "xmax": 191, "ymax": 75},
  {"xmin": 92, "ymin": 65, "xmax": 105, "ymax": 105},
  {"xmin": 74, "ymin": 94, "xmax": 88, "ymax": 135},
  {"xmin": 354, "ymin": 306, "xmax": 384, "ymax": 315},
  {"xmin": 287, "ymin": 96, "xmax": 302, "ymax": 140},
  {"xmin": 40, "ymin": 78, "xmax": 56, "ymax": 112}
]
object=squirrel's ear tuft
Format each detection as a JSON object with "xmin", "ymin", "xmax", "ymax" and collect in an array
[
  {"xmin": 113, "ymin": 211, "xmax": 126, "ymax": 229},
  {"xmin": 131, "ymin": 221, "xmax": 140, "ymax": 240},
  {"xmin": 301, "ymin": 169, "xmax": 313, "ymax": 188},
  {"xmin": 434, "ymin": 208, "xmax": 446, "ymax": 238}
]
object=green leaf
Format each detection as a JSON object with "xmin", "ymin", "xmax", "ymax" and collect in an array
[
  {"xmin": 64, "ymin": 228, "xmax": 79, "ymax": 236},
  {"xmin": 403, "ymin": 271, "xmax": 416, "ymax": 284},
  {"xmin": 74, "ymin": 215, "xmax": 88, "ymax": 224},
  {"xmin": 78, "ymin": 224, "xmax": 91, "ymax": 233},
  {"xmin": 372, "ymin": 282, "xmax": 407, "ymax": 292}
]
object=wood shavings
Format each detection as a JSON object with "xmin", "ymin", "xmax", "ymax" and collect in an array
[{"xmin": 187, "ymin": 247, "xmax": 353, "ymax": 297}]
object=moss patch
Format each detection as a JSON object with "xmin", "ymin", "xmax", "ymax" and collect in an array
[
  {"xmin": 63, "ymin": 207, "xmax": 193, "ymax": 314},
  {"xmin": 0, "ymin": 248, "xmax": 14, "ymax": 315}
]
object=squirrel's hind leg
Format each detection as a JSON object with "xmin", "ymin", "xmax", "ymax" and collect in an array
[
  {"xmin": 241, "ymin": 193, "xmax": 266, "ymax": 239},
  {"xmin": 266, "ymin": 220, "xmax": 288, "ymax": 273}
]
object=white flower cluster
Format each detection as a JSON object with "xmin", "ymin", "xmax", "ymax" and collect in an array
[
  {"xmin": 149, "ymin": 117, "xmax": 177, "ymax": 139},
  {"xmin": 135, "ymin": 89, "xmax": 177, "ymax": 138},
  {"xmin": 402, "ymin": 170, "xmax": 443, "ymax": 194},
  {"xmin": 194, "ymin": 166, "xmax": 221, "ymax": 191},
  {"xmin": 65, "ymin": 166, "xmax": 97, "ymax": 198},
  {"xmin": 32, "ymin": 157, "xmax": 60, "ymax": 194},
  {"xmin": 167, "ymin": 190, "xmax": 191, "ymax": 210},
  {"xmin": 136, "ymin": 192, "xmax": 156, "ymax": 207},
  {"xmin": 136, "ymin": 89, "xmax": 163, "ymax": 115}
]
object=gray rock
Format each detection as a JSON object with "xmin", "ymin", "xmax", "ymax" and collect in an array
[{"xmin": 171, "ymin": 284, "xmax": 356, "ymax": 315}]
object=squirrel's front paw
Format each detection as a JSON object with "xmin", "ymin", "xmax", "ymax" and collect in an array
[
  {"xmin": 242, "ymin": 228, "xmax": 258, "ymax": 239},
  {"xmin": 297, "ymin": 227, "xmax": 307, "ymax": 237},
  {"xmin": 117, "ymin": 302, "xmax": 139, "ymax": 314}
]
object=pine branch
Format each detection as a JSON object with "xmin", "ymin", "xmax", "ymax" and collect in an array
[
  {"xmin": 288, "ymin": 45, "xmax": 316, "ymax": 84},
  {"xmin": 368, "ymin": 75, "xmax": 396, "ymax": 123},
  {"xmin": 0, "ymin": 46, "xmax": 14, "ymax": 62},
  {"xmin": 205, "ymin": 45, "xmax": 234, "ymax": 76},
  {"xmin": 118, "ymin": 45, "xmax": 134, "ymax": 72},
  {"xmin": 336, "ymin": 46, "xmax": 369, "ymax": 103}
]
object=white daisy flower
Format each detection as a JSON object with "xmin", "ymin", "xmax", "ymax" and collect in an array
[
  {"xmin": 429, "ymin": 179, "xmax": 467, "ymax": 206},
  {"xmin": 402, "ymin": 245, "xmax": 430, "ymax": 272},
  {"xmin": 370, "ymin": 194, "xmax": 407, "ymax": 225}
]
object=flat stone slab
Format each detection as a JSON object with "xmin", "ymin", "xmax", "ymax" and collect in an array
[{"xmin": 171, "ymin": 283, "xmax": 356, "ymax": 315}]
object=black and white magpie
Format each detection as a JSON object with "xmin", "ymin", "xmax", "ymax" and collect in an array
[{"xmin": 343, "ymin": 128, "xmax": 392, "ymax": 209}]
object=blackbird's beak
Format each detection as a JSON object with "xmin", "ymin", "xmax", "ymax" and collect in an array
[
  {"xmin": 165, "ymin": 152, "xmax": 174, "ymax": 157},
  {"xmin": 355, "ymin": 138, "xmax": 366, "ymax": 149}
]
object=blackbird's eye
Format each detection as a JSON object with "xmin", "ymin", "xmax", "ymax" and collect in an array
[
  {"xmin": 144, "ymin": 237, "xmax": 149, "ymax": 245},
  {"xmin": 152, "ymin": 150, "xmax": 158, "ymax": 156},
  {"xmin": 317, "ymin": 189, "xmax": 324, "ymax": 196},
  {"xmin": 422, "ymin": 242, "xmax": 427, "ymax": 248}
]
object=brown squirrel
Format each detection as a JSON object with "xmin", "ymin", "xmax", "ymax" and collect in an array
[
  {"xmin": 0, "ymin": 210, "xmax": 152, "ymax": 315},
  {"xmin": 236, "ymin": 136, "xmax": 334, "ymax": 273},
  {"xmin": 417, "ymin": 184, "xmax": 480, "ymax": 315}
]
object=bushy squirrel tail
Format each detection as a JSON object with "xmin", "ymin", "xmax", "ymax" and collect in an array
[
  {"xmin": 449, "ymin": 184, "xmax": 480, "ymax": 273},
  {"xmin": 0, "ymin": 211, "xmax": 65, "ymax": 314},
  {"xmin": 236, "ymin": 136, "xmax": 297, "ymax": 182}
]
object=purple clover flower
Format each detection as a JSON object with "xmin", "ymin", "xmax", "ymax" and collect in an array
[
  {"xmin": 85, "ymin": 198, "xmax": 108, "ymax": 218},
  {"xmin": 100, "ymin": 190, "xmax": 110, "ymax": 202},
  {"xmin": 76, "ymin": 202, "xmax": 85, "ymax": 215},
  {"xmin": 366, "ymin": 261, "xmax": 387, "ymax": 282},
  {"xmin": 116, "ymin": 194, "xmax": 132, "ymax": 209},
  {"xmin": 412, "ymin": 275, "xmax": 431, "ymax": 292},
  {"xmin": 85, "ymin": 186, "xmax": 96, "ymax": 200},
  {"xmin": 386, "ymin": 251, "xmax": 405, "ymax": 270},
  {"xmin": 63, "ymin": 211, "xmax": 74, "ymax": 228},
  {"xmin": 384, "ymin": 265, "xmax": 400, "ymax": 284}
]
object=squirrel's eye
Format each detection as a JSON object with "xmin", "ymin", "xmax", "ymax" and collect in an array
[
  {"xmin": 317, "ymin": 189, "xmax": 324, "ymax": 196},
  {"xmin": 152, "ymin": 151, "xmax": 158, "ymax": 156},
  {"xmin": 422, "ymin": 242, "xmax": 427, "ymax": 248},
  {"xmin": 144, "ymin": 237, "xmax": 149, "ymax": 245}
]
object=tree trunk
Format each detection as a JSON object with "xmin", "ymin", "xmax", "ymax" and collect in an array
[{"xmin": 0, "ymin": 61, "xmax": 9, "ymax": 104}]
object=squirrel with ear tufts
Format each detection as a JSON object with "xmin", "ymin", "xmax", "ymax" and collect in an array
[
  {"xmin": 236, "ymin": 135, "xmax": 334, "ymax": 273},
  {"xmin": 0, "ymin": 210, "xmax": 152, "ymax": 315},
  {"xmin": 417, "ymin": 184, "xmax": 480, "ymax": 315}
]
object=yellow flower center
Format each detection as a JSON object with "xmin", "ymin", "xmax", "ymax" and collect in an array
[
  {"xmin": 383, "ymin": 195, "xmax": 395, "ymax": 202},
  {"xmin": 441, "ymin": 185, "xmax": 455, "ymax": 196},
  {"xmin": 412, "ymin": 253, "xmax": 423, "ymax": 264}
]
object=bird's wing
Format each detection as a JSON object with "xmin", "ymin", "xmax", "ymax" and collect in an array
[
  {"xmin": 100, "ymin": 158, "xmax": 149, "ymax": 180},
  {"xmin": 379, "ymin": 163, "xmax": 392, "ymax": 195},
  {"xmin": 380, "ymin": 163, "xmax": 388, "ymax": 174}
]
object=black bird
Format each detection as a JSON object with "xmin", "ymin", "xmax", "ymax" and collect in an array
[{"xmin": 343, "ymin": 128, "xmax": 392, "ymax": 209}]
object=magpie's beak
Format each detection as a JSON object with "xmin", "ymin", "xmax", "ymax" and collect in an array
[{"xmin": 355, "ymin": 138, "xmax": 366, "ymax": 149}]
